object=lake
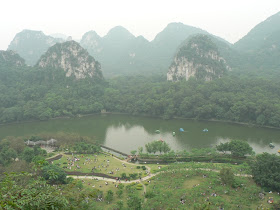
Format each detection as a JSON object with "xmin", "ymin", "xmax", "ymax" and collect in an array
[{"xmin": 0, "ymin": 114, "xmax": 280, "ymax": 154}]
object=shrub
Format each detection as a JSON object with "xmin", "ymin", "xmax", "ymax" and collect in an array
[
  {"xmin": 145, "ymin": 191, "xmax": 155, "ymax": 198},
  {"xmin": 121, "ymin": 173, "xmax": 127, "ymax": 179}
]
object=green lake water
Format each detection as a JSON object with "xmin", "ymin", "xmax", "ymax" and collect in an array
[{"xmin": 0, "ymin": 114, "xmax": 280, "ymax": 154}]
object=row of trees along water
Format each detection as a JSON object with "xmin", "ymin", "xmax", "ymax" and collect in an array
[{"xmin": 1, "ymin": 63, "xmax": 280, "ymax": 127}]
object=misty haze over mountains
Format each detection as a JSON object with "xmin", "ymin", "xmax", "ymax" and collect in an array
[{"xmin": 5, "ymin": 11, "xmax": 280, "ymax": 76}]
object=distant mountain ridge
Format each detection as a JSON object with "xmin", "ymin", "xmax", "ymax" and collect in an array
[
  {"xmin": 234, "ymin": 12, "xmax": 280, "ymax": 52},
  {"xmin": 7, "ymin": 12, "xmax": 280, "ymax": 76},
  {"xmin": 8, "ymin": 30, "xmax": 63, "ymax": 66},
  {"xmin": 7, "ymin": 23, "xmax": 232, "ymax": 76},
  {"xmin": 234, "ymin": 12, "xmax": 280, "ymax": 70},
  {"xmin": 80, "ymin": 22, "xmax": 231, "ymax": 76}
]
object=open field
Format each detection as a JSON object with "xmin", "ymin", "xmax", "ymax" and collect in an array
[
  {"xmin": 53, "ymin": 153, "xmax": 151, "ymax": 178},
  {"xmin": 144, "ymin": 167, "xmax": 280, "ymax": 209},
  {"xmin": 52, "ymin": 153, "xmax": 279, "ymax": 209}
]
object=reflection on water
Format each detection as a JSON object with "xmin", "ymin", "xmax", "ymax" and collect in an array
[{"xmin": 0, "ymin": 114, "xmax": 280, "ymax": 154}]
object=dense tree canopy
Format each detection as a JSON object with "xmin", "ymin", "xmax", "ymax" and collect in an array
[
  {"xmin": 41, "ymin": 164, "xmax": 67, "ymax": 184},
  {"xmin": 0, "ymin": 173, "xmax": 69, "ymax": 209},
  {"xmin": 73, "ymin": 142, "xmax": 101, "ymax": 154},
  {"xmin": 145, "ymin": 140, "xmax": 171, "ymax": 154},
  {"xmin": 1, "ymin": 59, "xmax": 280, "ymax": 130},
  {"xmin": 216, "ymin": 140, "xmax": 254, "ymax": 157},
  {"xmin": 251, "ymin": 153, "xmax": 280, "ymax": 191}
]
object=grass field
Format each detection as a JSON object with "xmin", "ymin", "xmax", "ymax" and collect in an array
[
  {"xmin": 53, "ymin": 153, "xmax": 150, "ymax": 178},
  {"xmin": 53, "ymin": 154, "xmax": 279, "ymax": 209},
  {"xmin": 144, "ymin": 166, "xmax": 279, "ymax": 209}
]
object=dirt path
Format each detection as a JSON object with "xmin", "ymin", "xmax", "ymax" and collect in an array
[
  {"xmin": 68, "ymin": 168, "xmax": 252, "ymax": 184},
  {"xmin": 68, "ymin": 172, "xmax": 159, "ymax": 184},
  {"xmin": 112, "ymin": 156, "xmax": 152, "ymax": 173},
  {"xmin": 141, "ymin": 182, "xmax": 147, "ymax": 203}
]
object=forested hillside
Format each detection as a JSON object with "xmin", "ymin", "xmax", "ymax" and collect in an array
[
  {"xmin": 2, "ymin": 11, "xmax": 280, "ymax": 127},
  {"xmin": 167, "ymin": 35, "xmax": 229, "ymax": 81},
  {"xmin": 104, "ymin": 74, "xmax": 280, "ymax": 127},
  {"xmin": 1, "ymin": 57, "xmax": 280, "ymax": 129},
  {"xmin": 0, "ymin": 63, "xmax": 106, "ymax": 123}
]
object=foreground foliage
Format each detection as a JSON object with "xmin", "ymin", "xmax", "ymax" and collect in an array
[
  {"xmin": 251, "ymin": 153, "xmax": 280, "ymax": 191},
  {"xmin": 0, "ymin": 173, "xmax": 69, "ymax": 209},
  {"xmin": 0, "ymin": 133, "xmax": 280, "ymax": 209}
]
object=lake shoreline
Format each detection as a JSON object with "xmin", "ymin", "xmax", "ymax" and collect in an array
[{"xmin": 1, "ymin": 112, "xmax": 280, "ymax": 131}]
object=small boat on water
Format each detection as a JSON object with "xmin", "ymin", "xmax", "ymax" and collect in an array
[
  {"xmin": 172, "ymin": 132, "xmax": 176, "ymax": 136},
  {"xmin": 155, "ymin": 130, "xmax": 160, "ymax": 134},
  {"xmin": 203, "ymin": 128, "xmax": 208, "ymax": 132},
  {"xmin": 269, "ymin": 143, "xmax": 275, "ymax": 149},
  {"xmin": 179, "ymin": 128, "xmax": 184, "ymax": 132}
]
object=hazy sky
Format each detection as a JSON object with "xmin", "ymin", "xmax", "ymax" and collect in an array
[{"xmin": 1, "ymin": 0, "xmax": 280, "ymax": 50}]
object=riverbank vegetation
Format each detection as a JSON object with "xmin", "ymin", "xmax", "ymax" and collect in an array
[{"xmin": 1, "ymin": 62, "xmax": 280, "ymax": 129}]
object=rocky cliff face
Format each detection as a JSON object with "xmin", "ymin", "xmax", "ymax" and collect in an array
[
  {"xmin": 0, "ymin": 50, "xmax": 25, "ymax": 67},
  {"xmin": 8, "ymin": 30, "xmax": 63, "ymax": 66},
  {"xmin": 36, "ymin": 41, "xmax": 103, "ymax": 80},
  {"xmin": 167, "ymin": 35, "xmax": 230, "ymax": 81}
]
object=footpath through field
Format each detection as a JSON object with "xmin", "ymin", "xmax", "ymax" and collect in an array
[{"xmin": 68, "ymin": 167, "xmax": 252, "ymax": 183}]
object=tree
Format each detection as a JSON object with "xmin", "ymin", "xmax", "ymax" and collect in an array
[
  {"xmin": 130, "ymin": 150, "xmax": 137, "ymax": 155},
  {"xmin": 105, "ymin": 190, "xmax": 114, "ymax": 204},
  {"xmin": 116, "ymin": 200, "xmax": 124, "ymax": 209},
  {"xmin": 216, "ymin": 142, "xmax": 230, "ymax": 154},
  {"xmin": 138, "ymin": 147, "xmax": 143, "ymax": 155},
  {"xmin": 73, "ymin": 142, "xmax": 101, "ymax": 154},
  {"xmin": 121, "ymin": 173, "xmax": 127, "ymax": 179},
  {"xmin": 216, "ymin": 140, "xmax": 253, "ymax": 157},
  {"xmin": 42, "ymin": 164, "xmax": 67, "ymax": 184},
  {"xmin": 21, "ymin": 147, "xmax": 35, "ymax": 163},
  {"xmin": 251, "ymin": 153, "xmax": 280, "ymax": 191},
  {"xmin": 151, "ymin": 141, "xmax": 159, "ymax": 154},
  {"xmin": 145, "ymin": 141, "xmax": 171, "ymax": 154},
  {"xmin": 0, "ymin": 139, "xmax": 17, "ymax": 166},
  {"xmin": 116, "ymin": 189, "xmax": 123, "ymax": 198},
  {"xmin": 127, "ymin": 194, "xmax": 142, "ymax": 210},
  {"xmin": 162, "ymin": 141, "xmax": 171, "ymax": 154},
  {"xmin": 220, "ymin": 167, "xmax": 235, "ymax": 186},
  {"xmin": 145, "ymin": 143, "xmax": 153, "ymax": 154}
]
